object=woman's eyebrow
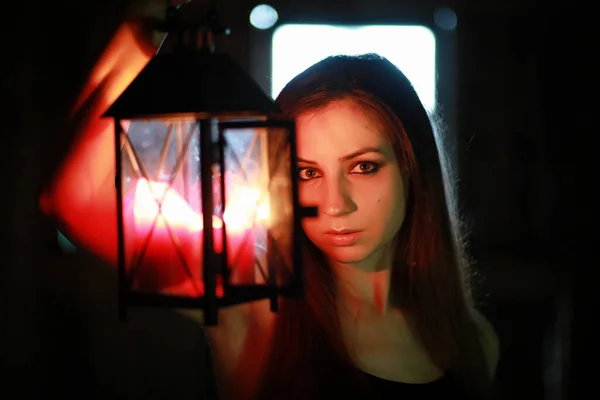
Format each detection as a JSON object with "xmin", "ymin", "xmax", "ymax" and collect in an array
[{"xmin": 297, "ymin": 146, "xmax": 384, "ymax": 165}]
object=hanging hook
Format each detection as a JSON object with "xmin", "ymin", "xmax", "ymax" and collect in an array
[{"xmin": 156, "ymin": 0, "xmax": 230, "ymax": 52}]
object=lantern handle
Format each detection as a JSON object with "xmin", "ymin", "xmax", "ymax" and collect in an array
[{"xmin": 156, "ymin": 1, "xmax": 230, "ymax": 52}]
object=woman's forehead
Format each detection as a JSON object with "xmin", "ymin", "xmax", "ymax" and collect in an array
[{"xmin": 295, "ymin": 100, "xmax": 393, "ymax": 159}]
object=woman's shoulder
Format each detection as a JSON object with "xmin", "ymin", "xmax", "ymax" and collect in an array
[{"xmin": 471, "ymin": 308, "xmax": 500, "ymax": 378}]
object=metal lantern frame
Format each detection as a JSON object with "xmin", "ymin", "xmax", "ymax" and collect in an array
[{"xmin": 103, "ymin": 5, "xmax": 315, "ymax": 325}]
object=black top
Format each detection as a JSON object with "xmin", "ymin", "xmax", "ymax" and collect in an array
[{"xmin": 360, "ymin": 370, "xmax": 471, "ymax": 399}]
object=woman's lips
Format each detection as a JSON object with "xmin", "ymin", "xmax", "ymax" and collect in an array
[{"xmin": 324, "ymin": 230, "xmax": 362, "ymax": 246}]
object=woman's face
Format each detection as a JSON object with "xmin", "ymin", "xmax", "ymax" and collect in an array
[{"xmin": 296, "ymin": 99, "xmax": 407, "ymax": 271}]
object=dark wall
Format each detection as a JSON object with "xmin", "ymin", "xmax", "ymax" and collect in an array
[{"xmin": 2, "ymin": 0, "xmax": 591, "ymax": 399}]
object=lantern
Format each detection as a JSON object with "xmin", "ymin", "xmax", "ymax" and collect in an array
[{"xmin": 103, "ymin": 5, "xmax": 316, "ymax": 325}]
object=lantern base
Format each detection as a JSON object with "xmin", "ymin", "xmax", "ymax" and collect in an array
[{"xmin": 119, "ymin": 284, "xmax": 299, "ymax": 323}]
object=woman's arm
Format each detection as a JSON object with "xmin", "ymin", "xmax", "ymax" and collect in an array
[{"xmin": 40, "ymin": 20, "xmax": 161, "ymax": 267}]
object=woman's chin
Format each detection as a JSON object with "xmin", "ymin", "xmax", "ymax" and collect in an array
[
  {"xmin": 322, "ymin": 246, "xmax": 371, "ymax": 266},
  {"xmin": 320, "ymin": 244, "xmax": 391, "ymax": 272}
]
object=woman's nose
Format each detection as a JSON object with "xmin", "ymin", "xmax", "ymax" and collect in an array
[{"xmin": 322, "ymin": 176, "xmax": 357, "ymax": 217}]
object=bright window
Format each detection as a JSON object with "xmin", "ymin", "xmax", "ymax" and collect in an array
[{"xmin": 271, "ymin": 24, "xmax": 437, "ymax": 112}]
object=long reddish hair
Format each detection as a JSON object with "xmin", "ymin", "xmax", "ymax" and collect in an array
[{"xmin": 255, "ymin": 54, "xmax": 490, "ymax": 399}]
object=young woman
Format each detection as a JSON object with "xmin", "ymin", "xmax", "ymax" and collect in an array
[{"xmin": 40, "ymin": 16, "xmax": 499, "ymax": 400}]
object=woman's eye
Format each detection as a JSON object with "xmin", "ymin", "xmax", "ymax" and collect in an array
[
  {"xmin": 350, "ymin": 162, "xmax": 379, "ymax": 174},
  {"xmin": 298, "ymin": 168, "xmax": 321, "ymax": 180}
]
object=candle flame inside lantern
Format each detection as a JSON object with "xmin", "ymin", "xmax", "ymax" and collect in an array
[{"xmin": 132, "ymin": 178, "xmax": 269, "ymax": 234}]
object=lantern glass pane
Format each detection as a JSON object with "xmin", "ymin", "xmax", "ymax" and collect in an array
[
  {"xmin": 118, "ymin": 118, "xmax": 295, "ymax": 301},
  {"xmin": 119, "ymin": 118, "xmax": 204, "ymax": 298},
  {"xmin": 221, "ymin": 125, "xmax": 294, "ymax": 289}
]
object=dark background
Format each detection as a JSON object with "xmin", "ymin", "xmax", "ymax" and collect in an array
[{"xmin": 1, "ymin": 0, "xmax": 594, "ymax": 399}]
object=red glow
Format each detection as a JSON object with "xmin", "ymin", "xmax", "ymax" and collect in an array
[
  {"xmin": 133, "ymin": 178, "xmax": 222, "ymax": 239},
  {"xmin": 128, "ymin": 178, "xmax": 255, "ymax": 296}
]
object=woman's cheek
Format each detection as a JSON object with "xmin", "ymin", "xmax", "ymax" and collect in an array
[
  {"xmin": 301, "ymin": 218, "xmax": 318, "ymax": 236},
  {"xmin": 298, "ymin": 182, "xmax": 321, "ymax": 207},
  {"xmin": 301, "ymin": 219, "xmax": 324, "ymax": 249}
]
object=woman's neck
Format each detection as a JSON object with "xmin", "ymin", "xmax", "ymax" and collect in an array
[
  {"xmin": 329, "ymin": 246, "xmax": 394, "ymax": 316},
  {"xmin": 330, "ymin": 245, "xmax": 395, "ymax": 316},
  {"xmin": 333, "ymin": 264, "xmax": 391, "ymax": 315}
]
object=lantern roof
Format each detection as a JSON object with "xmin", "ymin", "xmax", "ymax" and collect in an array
[{"xmin": 104, "ymin": 50, "xmax": 280, "ymax": 119}]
